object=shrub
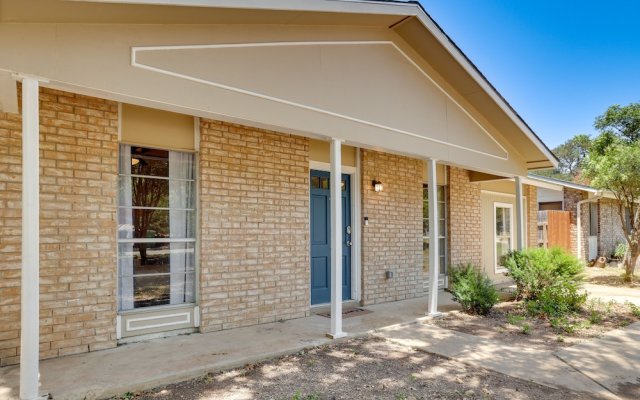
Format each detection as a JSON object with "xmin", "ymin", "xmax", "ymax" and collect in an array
[
  {"xmin": 504, "ymin": 247, "xmax": 584, "ymax": 300},
  {"xmin": 614, "ymin": 242, "xmax": 628, "ymax": 260},
  {"xmin": 504, "ymin": 247, "xmax": 586, "ymax": 317},
  {"xmin": 448, "ymin": 264, "xmax": 500, "ymax": 315},
  {"xmin": 525, "ymin": 283, "xmax": 587, "ymax": 318}
]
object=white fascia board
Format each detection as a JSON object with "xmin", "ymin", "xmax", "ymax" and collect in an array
[
  {"xmin": 525, "ymin": 174, "xmax": 598, "ymax": 194},
  {"xmin": 521, "ymin": 176, "xmax": 565, "ymax": 191},
  {"xmin": 70, "ymin": 0, "xmax": 419, "ymax": 16},
  {"xmin": 410, "ymin": 12, "xmax": 558, "ymax": 168}
]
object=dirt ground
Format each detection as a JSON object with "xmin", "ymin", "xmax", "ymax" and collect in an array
[
  {"xmin": 112, "ymin": 336, "xmax": 599, "ymax": 400},
  {"xmin": 430, "ymin": 295, "xmax": 640, "ymax": 352}
]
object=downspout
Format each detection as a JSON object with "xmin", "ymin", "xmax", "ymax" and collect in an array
[{"xmin": 576, "ymin": 193, "xmax": 603, "ymax": 260}]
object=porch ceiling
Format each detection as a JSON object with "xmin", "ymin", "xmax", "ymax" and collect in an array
[{"xmin": 0, "ymin": 0, "xmax": 557, "ymax": 177}]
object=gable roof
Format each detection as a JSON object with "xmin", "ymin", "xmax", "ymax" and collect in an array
[{"xmin": 0, "ymin": 0, "xmax": 558, "ymax": 170}]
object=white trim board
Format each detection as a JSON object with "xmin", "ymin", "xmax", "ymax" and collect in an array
[
  {"xmin": 493, "ymin": 201, "xmax": 514, "ymax": 274},
  {"xmin": 308, "ymin": 161, "xmax": 361, "ymax": 303},
  {"xmin": 132, "ymin": 41, "xmax": 509, "ymax": 161}
]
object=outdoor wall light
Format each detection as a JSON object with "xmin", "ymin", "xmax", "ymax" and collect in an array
[{"xmin": 372, "ymin": 180, "xmax": 383, "ymax": 192}]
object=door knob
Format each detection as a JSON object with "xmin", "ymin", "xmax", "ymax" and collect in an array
[{"xmin": 347, "ymin": 241, "xmax": 352, "ymax": 247}]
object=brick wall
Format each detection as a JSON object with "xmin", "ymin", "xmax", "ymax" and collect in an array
[
  {"xmin": 448, "ymin": 167, "xmax": 482, "ymax": 266},
  {"xmin": 198, "ymin": 119, "xmax": 310, "ymax": 331},
  {"xmin": 564, "ymin": 187, "xmax": 588, "ymax": 260},
  {"xmin": 360, "ymin": 149, "xmax": 423, "ymax": 305},
  {"xmin": 526, "ymin": 185, "xmax": 538, "ymax": 248},
  {"xmin": 0, "ymin": 87, "xmax": 118, "ymax": 366},
  {"xmin": 598, "ymin": 199, "xmax": 627, "ymax": 258}
]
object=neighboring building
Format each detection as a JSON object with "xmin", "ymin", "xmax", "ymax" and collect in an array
[
  {"xmin": 0, "ymin": 1, "xmax": 557, "ymax": 395},
  {"xmin": 528, "ymin": 175, "xmax": 627, "ymax": 262}
]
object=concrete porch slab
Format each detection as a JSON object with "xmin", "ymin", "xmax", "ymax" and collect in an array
[{"xmin": 0, "ymin": 293, "xmax": 457, "ymax": 400}]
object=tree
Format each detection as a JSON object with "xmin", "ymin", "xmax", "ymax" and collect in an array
[
  {"xmin": 584, "ymin": 103, "xmax": 640, "ymax": 282},
  {"xmin": 534, "ymin": 134, "xmax": 591, "ymax": 182},
  {"xmin": 594, "ymin": 103, "xmax": 640, "ymax": 143}
]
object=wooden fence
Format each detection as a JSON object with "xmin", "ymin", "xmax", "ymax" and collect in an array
[{"xmin": 538, "ymin": 210, "xmax": 571, "ymax": 251}]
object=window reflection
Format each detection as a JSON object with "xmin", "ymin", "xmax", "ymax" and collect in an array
[{"xmin": 117, "ymin": 145, "xmax": 196, "ymax": 311}]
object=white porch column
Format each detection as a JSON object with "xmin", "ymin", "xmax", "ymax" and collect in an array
[
  {"xmin": 427, "ymin": 159, "xmax": 441, "ymax": 316},
  {"xmin": 327, "ymin": 138, "xmax": 346, "ymax": 339},
  {"xmin": 19, "ymin": 78, "xmax": 42, "ymax": 400},
  {"xmin": 515, "ymin": 176, "xmax": 525, "ymax": 250}
]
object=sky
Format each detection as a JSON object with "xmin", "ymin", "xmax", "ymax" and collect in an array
[{"xmin": 419, "ymin": 0, "xmax": 640, "ymax": 149}]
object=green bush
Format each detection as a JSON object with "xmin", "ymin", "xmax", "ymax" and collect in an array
[
  {"xmin": 504, "ymin": 247, "xmax": 586, "ymax": 317},
  {"xmin": 525, "ymin": 283, "xmax": 587, "ymax": 318},
  {"xmin": 614, "ymin": 242, "xmax": 628, "ymax": 259},
  {"xmin": 448, "ymin": 264, "xmax": 500, "ymax": 315}
]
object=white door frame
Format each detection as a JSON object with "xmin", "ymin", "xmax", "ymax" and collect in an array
[{"xmin": 309, "ymin": 157, "xmax": 362, "ymax": 303}]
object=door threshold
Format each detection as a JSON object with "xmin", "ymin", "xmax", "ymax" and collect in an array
[{"xmin": 310, "ymin": 299, "xmax": 359, "ymax": 313}]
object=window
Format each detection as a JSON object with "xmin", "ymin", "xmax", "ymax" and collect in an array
[
  {"xmin": 423, "ymin": 185, "xmax": 447, "ymax": 275},
  {"xmin": 494, "ymin": 203, "xmax": 513, "ymax": 272},
  {"xmin": 117, "ymin": 145, "xmax": 196, "ymax": 311},
  {"xmin": 589, "ymin": 203, "xmax": 598, "ymax": 236}
]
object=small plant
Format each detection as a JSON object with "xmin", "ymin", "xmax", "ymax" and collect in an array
[
  {"xmin": 586, "ymin": 299, "xmax": 604, "ymax": 324},
  {"xmin": 291, "ymin": 392, "xmax": 320, "ymax": 400},
  {"xmin": 614, "ymin": 242, "xmax": 628, "ymax": 260},
  {"xmin": 395, "ymin": 392, "xmax": 407, "ymax": 400},
  {"xmin": 506, "ymin": 313, "xmax": 525, "ymax": 326},
  {"xmin": 550, "ymin": 316, "xmax": 578, "ymax": 334},
  {"xmin": 556, "ymin": 335, "xmax": 565, "ymax": 342},
  {"xmin": 521, "ymin": 323, "xmax": 531, "ymax": 335},
  {"xmin": 626, "ymin": 301, "xmax": 640, "ymax": 318},
  {"xmin": 448, "ymin": 264, "xmax": 500, "ymax": 315}
]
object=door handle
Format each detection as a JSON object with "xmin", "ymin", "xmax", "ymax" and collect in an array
[
  {"xmin": 346, "ymin": 225, "xmax": 352, "ymax": 235},
  {"xmin": 347, "ymin": 241, "xmax": 352, "ymax": 247}
]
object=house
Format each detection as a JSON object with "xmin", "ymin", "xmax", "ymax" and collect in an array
[
  {"xmin": 528, "ymin": 174, "xmax": 627, "ymax": 262},
  {"xmin": 0, "ymin": 0, "xmax": 558, "ymax": 398}
]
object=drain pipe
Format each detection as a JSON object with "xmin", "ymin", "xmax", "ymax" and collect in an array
[{"xmin": 576, "ymin": 193, "xmax": 602, "ymax": 260}]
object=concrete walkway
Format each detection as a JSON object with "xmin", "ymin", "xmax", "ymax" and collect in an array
[
  {"xmin": 377, "ymin": 322, "xmax": 640, "ymax": 400},
  {"xmin": 556, "ymin": 322, "xmax": 640, "ymax": 400},
  {"xmin": 585, "ymin": 283, "xmax": 640, "ymax": 306},
  {"xmin": 0, "ymin": 294, "xmax": 458, "ymax": 400}
]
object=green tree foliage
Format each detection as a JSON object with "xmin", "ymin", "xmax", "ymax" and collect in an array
[
  {"xmin": 594, "ymin": 103, "xmax": 640, "ymax": 143},
  {"xmin": 534, "ymin": 134, "xmax": 591, "ymax": 182},
  {"xmin": 584, "ymin": 103, "xmax": 640, "ymax": 282}
]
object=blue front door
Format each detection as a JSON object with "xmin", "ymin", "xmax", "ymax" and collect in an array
[{"xmin": 310, "ymin": 170, "xmax": 352, "ymax": 305}]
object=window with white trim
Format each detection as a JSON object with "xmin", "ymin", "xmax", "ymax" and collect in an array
[
  {"xmin": 494, "ymin": 203, "xmax": 513, "ymax": 272},
  {"xmin": 117, "ymin": 145, "xmax": 196, "ymax": 311},
  {"xmin": 423, "ymin": 185, "xmax": 447, "ymax": 274}
]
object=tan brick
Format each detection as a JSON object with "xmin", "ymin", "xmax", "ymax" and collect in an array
[
  {"xmin": 360, "ymin": 149, "xmax": 423, "ymax": 305},
  {"xmin": 0, "ymin": 86, "xmax": 117, "ymax": 366},
  {"xmin": 448, "ymin": 167, "xmax": 482, "ymax": 267},
  {"xmin": 199, "ymin": 119, "xmax": 310, "ymax": 332}
]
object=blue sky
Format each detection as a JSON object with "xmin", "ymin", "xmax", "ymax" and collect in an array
[{"xmin": 419, "ymin": 0, "xmax": 640, "ymax": 148}]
